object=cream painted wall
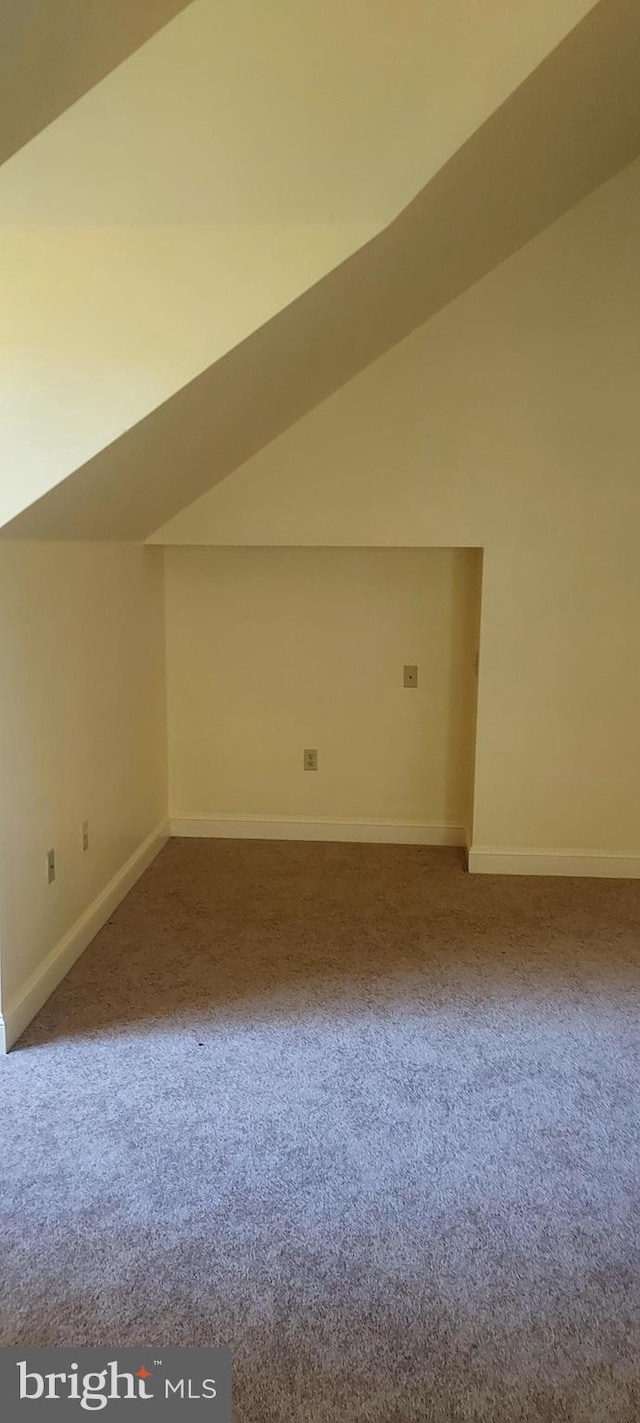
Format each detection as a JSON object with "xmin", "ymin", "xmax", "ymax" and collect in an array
[
  {"xmin": 0, "ymin": 0, "xmax": 194, "ymax": 165},
  {"xmin": 0, "ymin": 0, "xmax": 596, "ymax": 226},
  {"xmin": 164, "ymin": 547, "xmax": 480, "ymax": 835},
  {"xmin": 0, "ymin": 544, "xmax": 168, "ymax": 1031},
  {"xmin": 0, "ymin": 223, "xmax": 374, "ymax": 530},
  {"xmin": 0, "ymin": 0, "xmax": 597, "ymax": 532},
  {"xmin": 156, "ymin": 159, "xmax": 640, "ymax": 864}
]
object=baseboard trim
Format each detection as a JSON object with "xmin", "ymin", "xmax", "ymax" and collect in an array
[
  {"xmin": 468, "ymin": 846, "xmax": 640, "ymax": 878},
  {"xmin": 0, "ymin": 818, "xmax": 170, "ymax": 1053},
  {"xmin": 171, "ymin": 814, "xmax": 465, "ymax": 847}
]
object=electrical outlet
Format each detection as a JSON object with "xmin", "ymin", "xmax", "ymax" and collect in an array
[
  {"xmin": 82, "ymin": 820, "xmax": 89, "ymax": 852},
  {"xmin": 303, "ymin": 748, "xmax": 318, "ymax": 771},
  {"xmin": 403, "ymin": 664, "xmax": 418, "ymax": 688},
  {"xmin": 46, "ymin": 849, "xmax": 56, "ymax": 885}
]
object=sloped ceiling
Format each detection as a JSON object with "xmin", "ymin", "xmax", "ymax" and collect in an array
[
  {"xmin": 0, "ymin": 0, "xmax": 597, "ymax": 226},
  {"xmin": 0, "ymin": 0, "xmax": 196, "ymax": 166},
  {"xmin": 2, "ymin": 0, "xmax": 600, "ymax": 536},
  {"xmin": 153, "ymin": 155, "xmax": 640, "ymax": 549},
  {"xmin": 4, "ymin": 0, "xmax": 638, "ymax": 543}
]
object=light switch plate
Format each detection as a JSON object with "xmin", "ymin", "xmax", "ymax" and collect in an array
[{"xmin": 403, "ymin": 664, "xmax": 418, "ymax": 688}]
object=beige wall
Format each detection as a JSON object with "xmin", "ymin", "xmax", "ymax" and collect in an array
[
  {"xmin": 156, "ymin": 159, "xmax": 640, "ymax": 866},
  {"xmin": 0, "ymin": 0, "xmax": 595, "ymax": 226},
  {"xmin": 0, "ymin": 223, "xmax": 374, "ymax": 531},
  {"xmin": 0, "ymin": 0, "xmax": 596, "ymax": 532},
  {"xmin": 165, "ymin": 547, "xmax": 480, "ymax": 836},
  {"xmin": 0, "ymin": 544, "xmax": 168, "ymax": 1038},
  {"xmin": 0, "ymin": 0, "xmax": 194, "ymax": 165}
]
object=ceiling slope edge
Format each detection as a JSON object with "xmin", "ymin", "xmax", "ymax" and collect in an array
[
  {"xmin": 0, "ymin": 0, "xmax": 196, "ymax": 166},
  {"xmin": 3, "ymin": 0, "xmax": 639, "ymax": 542}
]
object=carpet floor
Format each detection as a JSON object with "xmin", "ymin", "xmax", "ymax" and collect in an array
[{"xmin": 1, "ymin": 839, "xmax": 639, "ymax": 1420}]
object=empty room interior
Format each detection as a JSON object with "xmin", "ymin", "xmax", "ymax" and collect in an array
[{"xmin": 1, "ymin": 1, "xmax": 639, "ymax": 1418}]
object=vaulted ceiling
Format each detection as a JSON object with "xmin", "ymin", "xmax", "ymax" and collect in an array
[
  {"xmin": 0, "ymin": 0, "xmax": 196, "ymax": 166},
  {"xmin": 2, "ymin": 0, "xmax": 638, "ymax": 541},
  {"xmin": 0, "ymin": 0, "xmax": 597, "ymax": 226}
]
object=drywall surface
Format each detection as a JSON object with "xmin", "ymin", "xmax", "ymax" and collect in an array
[
  {"xmin": 0, "ymin": 223, "xmax": 373, "ymax": 530},
  {"xmin": 0, "ymin": 543, "xmax": 167, "ymax": 1018},
  {"xmin": 157, "ymin": 159, "xmax": 640, "ymax": 860},
  {"xmin": 0, "ymin": 0, "xmax": 596, "ymax": 226},
  {"xmin": 6, "ymin": 3, "xmax": 631, "ymax": 544},
  {"xmin": 0, "ymin": 0, "xmax": 598, "ymax": 533},
  {"xmin": 0, "ymin": 0, "xmax": 195, "ymax": 165},
  {"xmin": 164, "ymin": 547, "xmax": 480, "ymax": 833}
]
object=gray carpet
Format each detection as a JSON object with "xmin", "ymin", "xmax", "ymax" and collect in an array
[{"xmin": 1, "ymin": 839, "xmax": 639, "ymax": 1421}]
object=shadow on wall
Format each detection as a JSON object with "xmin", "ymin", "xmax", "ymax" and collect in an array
[{"xmin": 9, "ymin": 838, "xmax": 640, "ymax": 1051}]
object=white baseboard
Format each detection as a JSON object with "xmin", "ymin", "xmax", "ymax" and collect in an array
[
  {"xmin": 468, "ymin": 846, "xmax": 640, "ymax": 878},
  {"xmin": 0, "ymin": 818, "xmax": 170, "ymax": 1053},
  {"xmin": 171, "ymin": 814, "xmax": 465, "ymax": 847}
]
